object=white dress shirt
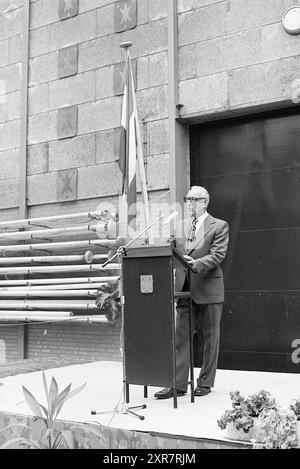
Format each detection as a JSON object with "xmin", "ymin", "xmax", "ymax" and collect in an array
[{"xmin": 195, "ymin": 211, "xmax": 209, "ymax": 235}]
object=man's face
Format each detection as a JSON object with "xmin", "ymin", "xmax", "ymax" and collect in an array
[{"xmin": 184, "ymin": 190, "xmax": 208, "ymax": 218}]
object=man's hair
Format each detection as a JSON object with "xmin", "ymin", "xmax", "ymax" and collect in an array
[{"xmin": 188, "ymin": 186, "xmax": 210, "ymax": 206}]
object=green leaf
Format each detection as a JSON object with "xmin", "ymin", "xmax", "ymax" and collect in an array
[
  {"xmin": 49, "ymin": 376, "xmax": 58, "ymax": 403},
  {"xmin": 42, "ymin": 371, "xmax": 49, "ymax": 407},
  {"xmin": 17, "ymin": 399, "xmax": 48, "ymax": 418},
  {"xmin": 21, "ymin": 386, "xmax": 48, "ymax": 420},
  {"xmin": 96, "ymin": 292, "xmax": 110, "ymax": 309},
  {"xmin": 60, "ymin": 430, "xmax": 78, "ymax": 449},
  {"xmin": 44, "ymin": 429, "xmax": 54, "ymax": 440},
  {"xmin": 54, "ymin": 383, "xmax": 86, "ymax": 420},
  {"xmin": 52, "ymin": 383, "xmax": 71, "ymax": 420},
  {"xmin": 44, "ymin": 428, "xmax": 57, "ymax": 449},
  {"xmin": 36, "ymin": 402, "xmax": 49, "ymax": 419},
  {"xmin": 64, "ymin": 382, "xmax": 87, "ymax": 403},
  {"xmin": 48, "ymin": 376, "xmax": 59, "ymax": 425},
  {"xmin": 22, "ymin": 385, "xmax": 44, "ymax": 418},
  {"xmin": 52, "ymin": 434, "xmax": 64, "ymax": 450}
]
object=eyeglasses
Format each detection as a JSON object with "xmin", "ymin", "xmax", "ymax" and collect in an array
[{"xmin": 183, "ymin": 197, "xmax": 206, "ymax": 203}]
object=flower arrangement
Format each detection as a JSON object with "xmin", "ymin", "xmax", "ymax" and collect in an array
[
  {"xmin": 245, "ymin": 389, "xmax": 278, "ymax": 417},
  {"xmin": 253, "ymin": 409, "xmax": 298, "ymax": 449},
  {"xmin": 217, "ymin": 390, "xmax": 278, "ymax": 435},
  {"xmin": 290, "ymin": 398, "xmax": 300, "ymax": 420},
  {"xmin": 218, "ymin": 389, "xmax": 300, "ymax": 449}
]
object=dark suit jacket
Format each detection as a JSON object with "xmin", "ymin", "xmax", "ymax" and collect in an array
[{"xmin": 174, "ymin": 214, "xmax": 229, "ymax": 304}]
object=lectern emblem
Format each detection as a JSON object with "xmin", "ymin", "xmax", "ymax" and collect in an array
[{"xmin": 140, "ymin": 275, "xmax": 153, "ymax": 294}]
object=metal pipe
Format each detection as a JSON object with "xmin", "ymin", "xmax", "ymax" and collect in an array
[
  {"xmin": 0, "ymin": 315, "xmax": 109, "ymax": 323},
  {"xmin": 0, "ymin": 276, "xmax": 119, "ymax": 287},
  {"xmin": 0, "ymin": 300, "xmax": 99, "ymax": 310},
  {"xmin": 0, "ymin": 254, "xmax": 108, "ymax": 265},
  {"xmin": 0, "ymin": 311, "xmax": 73, "ymax": 317},
  {"xmin": 0, "ymin": 317, "xmax": 73, "ymax": 321},
  {"xmin": 0, "ymin": 224, "xmax": 103, "ymax": 241},
  {"xmin": 0, "ymin": 211, "xmax": 117, "ymax": 230},
  {"xmin": 0, "ymin": 263, "xmax": 119, "ymax": 275},
  {"xmin": 1, "ymin": 283, "xmax": 108, "ymax": 291},
  {"xmin": 80, "ymin": 317, "xmax": 108, "ymax": 324},
  {"xmin": 0, "ymin": 239, "xmax": 119, "ymax": 254},
  {"xmin": 0, "ymin": 290, "xmax": 99, "ymax": 298}
]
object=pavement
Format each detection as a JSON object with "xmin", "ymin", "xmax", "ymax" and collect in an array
[{"xmin": 0, "ymin": 356, "xmax": 97, "ymax": 379}]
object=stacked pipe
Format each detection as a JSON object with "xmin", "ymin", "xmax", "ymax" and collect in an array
[{"xmin": 0, "ymin": 210, "xmax": 121, "ymax": 324}]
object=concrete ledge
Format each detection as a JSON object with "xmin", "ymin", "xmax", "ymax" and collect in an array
[
  {"xmin": 0, "ymin": 411, "xmax": 250, "ymax": 449},
  {"xmin": 177, "ymin": 98, "xmax": 298, "ymax": 124}
]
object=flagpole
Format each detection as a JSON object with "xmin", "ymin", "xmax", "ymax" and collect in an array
[
  {"xmin": 135, "ymin": 102, "xmax": 152, "ymax": 243},
  {"xmin": 120, "ymin": 42, "xmax": 152, "ymax": 243}
]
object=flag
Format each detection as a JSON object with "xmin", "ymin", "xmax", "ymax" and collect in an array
[{"xmin": 119, "ymin": 49, "xmax": 137, "ymax": 229}]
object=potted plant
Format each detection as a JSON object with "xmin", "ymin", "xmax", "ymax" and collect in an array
[
  {"xmin": 217, "ymin": 390, "xmax": 278, "ymax": 442},
  {"xmin": 253, "ymin": 408, "xmax": 298, "ymax": 449},
  {"xmin": 290, "ymin": 398, "xmax": 300, "ymax": 445},
  {"xmin": 96, "ymin": 279, "xmax": 121, "ymax": 324},
  {"xmin": 0, "ymin": 372, "xmax": 88, "ymax": 449}
]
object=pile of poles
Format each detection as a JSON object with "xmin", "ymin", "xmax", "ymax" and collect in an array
[{"xmin": 0, "ymin": 210, "xmax": 121, "ymax": 325}]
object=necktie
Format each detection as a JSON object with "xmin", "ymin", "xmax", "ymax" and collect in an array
[{"xmin": 188, "ymin": 217, "xmax": 197, "ymax": 245}]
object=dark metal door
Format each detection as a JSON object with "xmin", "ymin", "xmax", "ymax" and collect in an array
[{"xmin": 191, "ymin": 109, "xmax": 300, "ymax": 373}]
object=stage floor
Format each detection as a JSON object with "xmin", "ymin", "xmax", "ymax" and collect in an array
[{"xmin": 0, "ymin": 361, "xmax": 299, "ymax": 443}]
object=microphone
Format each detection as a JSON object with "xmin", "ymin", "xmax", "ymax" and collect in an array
[{"xmin": 101, "ymin": 212, "xmax": 178, "ymax": 268}]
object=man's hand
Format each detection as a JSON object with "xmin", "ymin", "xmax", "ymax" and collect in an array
[
  {"xmin": 168, "ymin": 234, "xmax": 176, "ymax": 247},
  {"xmin": 183, "ymin": 255, "xmax": 197, "ymax": 271}
]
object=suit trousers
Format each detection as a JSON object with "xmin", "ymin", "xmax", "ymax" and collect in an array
[{"xmin": 175, "ymin": 298, "xmax": 223, "ymax": 392}]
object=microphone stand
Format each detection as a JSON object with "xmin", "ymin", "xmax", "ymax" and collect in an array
[
  {"xmin": 91, "ymin": 214, "xmax": 165, "ymax": 421},
  {"xmin": 101, "ymin": 214, "xmax": 165, "ymax": 269}
]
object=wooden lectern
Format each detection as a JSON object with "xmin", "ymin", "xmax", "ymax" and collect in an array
[{"xmin": 122, "ymin": 245, "xmax": 195, "ymax": 408}]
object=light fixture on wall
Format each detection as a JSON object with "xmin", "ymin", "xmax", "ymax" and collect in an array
[{"xmin": 282, "ymin": 6, "xmax": 300, "ymax": 35}]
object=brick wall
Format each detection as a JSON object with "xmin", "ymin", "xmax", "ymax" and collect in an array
[
  {"xmin": 26, "ymin": 320, "xmax": 122, "ymax": 361},
  {"xmin": 0, "ymin": 321, "xmax": 122, "ymax": 363},
  {"xmin": 0, "ymin": 326, "xmax": 19, "ymax": 363}
]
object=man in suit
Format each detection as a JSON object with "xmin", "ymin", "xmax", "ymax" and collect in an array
[{"xmin": 154, "ymin": 186, "xmax": 229, "ymax": 399}]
